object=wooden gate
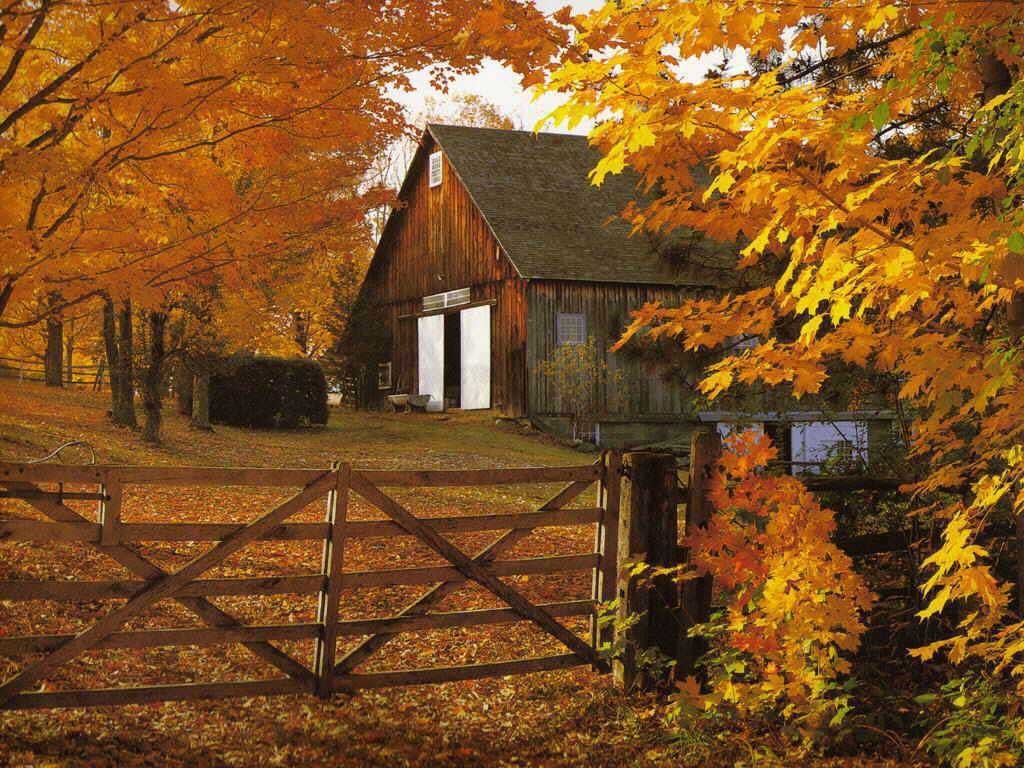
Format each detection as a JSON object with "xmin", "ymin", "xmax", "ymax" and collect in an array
[{"xmin": 0, "ymin": 454, "xmax": 621, "ymax": 709}]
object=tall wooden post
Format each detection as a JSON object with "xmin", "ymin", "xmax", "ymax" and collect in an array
[
  {"xmin": 314, "ymin": 462, "xmax": 349, "ymax": 698},
  {"xmin": 678, "ymin": 429, "xmax": 721, "ymax": 678},
  {"xmin": 614, "ymin": 450, "xmax": 679, "ymax": 690},
  {"xmin": 591, "ymin": 451, "xmax": 622, "ymax": 655}
]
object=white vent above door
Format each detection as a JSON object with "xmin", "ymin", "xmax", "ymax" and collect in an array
[{"xmin": 422, "ymin": 287, "xmax": 470, "ymax": 312}]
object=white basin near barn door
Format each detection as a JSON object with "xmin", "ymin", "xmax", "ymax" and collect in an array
[
  {"xmin": 417, "ymin": 314, "xmax": 445, "ymax": 412},
  {"xmin": 459, "ymin": 304, "xmax": 491, "ymax": 410}
]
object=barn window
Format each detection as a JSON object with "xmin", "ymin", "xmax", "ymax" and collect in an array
[
  {"xmin": 716, "ymin": 421, "xmax": 764, "ymax": 441},
  {"xmin": 429, "ymin": 151, "xmax": 443, "ymax": 188},
  {"xmin": 790, "ymin": 420, "xmax": 868, "ymax": 474},
  {"xmin": 556, "ymin": 313, "xmax": 587, "ymax": 346},
  {"xmin": 377, "ymin": 362, "xmax": 392, "ymax": 390},
  {"xmin": 422, "ymin": 287, "xmax": 470, "ymax": 312}
]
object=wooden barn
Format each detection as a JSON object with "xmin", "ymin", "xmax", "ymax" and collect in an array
[{"xmin": 357, "ymin": 124, "xmax": 898, "ymax": 453}]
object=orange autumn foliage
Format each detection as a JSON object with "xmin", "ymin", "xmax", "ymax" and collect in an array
[
  {"xmin": 683, "ymin": 432, "xmax": 873, "ymax": 726},
  {"xmin": 0, "ymin": 0, "xmax": 561, "ymax": 324}
]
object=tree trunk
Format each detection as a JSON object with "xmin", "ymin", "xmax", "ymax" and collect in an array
[
  {"xmin": 117, "ymin": 300, "xmax": 138, "ymax": 428},
  {"xmin": 102, "ymin": 297, "xmax": 121, "ymax": 401},
  {"xmin": 104, "ymin": 298, "xmax": 137, "ymax": 428},
  {"xmin": 175, "ymin": 358, "xmax": 193, "ymax": 416},
  {"xmin": 293, "ymin": 310, "xmax": 310, "ymax": 356},
  {"xmin": 44, "ymin": 314, "xmax": 63, "ymax": 387},
  {"xmin": 191, "ymin": 369, "xmax": 212, "ymax": 430},
  {"xmin": 141, "ymin": 311, "xmax": 167, "ymax": 444},
  {"xmin": 64, "ymin": 318, "xmax": 74, "ymax": 385}
]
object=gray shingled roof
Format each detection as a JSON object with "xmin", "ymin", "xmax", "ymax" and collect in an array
[{"xmin": 427, "ymin": 124, "xmax": 725, "ymax": 286}]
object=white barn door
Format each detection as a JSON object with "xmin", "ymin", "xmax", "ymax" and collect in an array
[
  {"xmin": 417, "ymin": 314, "xmax": 444, "ymax": 412},
  {"xmin": 460, "ymin": 304, "xmax": 491, "ymax": 410}
]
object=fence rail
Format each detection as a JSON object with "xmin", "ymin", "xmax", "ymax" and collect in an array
[
  {"xmin": 0, "ymin": 456, "xmax": 621, "ymax": 709},
  {"xmin": 0, "ymin": 355, "xmax": 104, "ymax": 388}
]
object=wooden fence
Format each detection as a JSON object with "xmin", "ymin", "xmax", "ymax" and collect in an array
[
  {"xmin": 0, "ymin": 355, "xmax": 104, "ymax": 388},
  {"xmin": 0, "ymin": 435, "xmax": 916, "ymax": 707},
  {"xmin": 613, "ymin": 430, "xmax": 916, "ymax": 689},
  {"xmin": 0, "ymin": 457, "xmax": 621, "ymax": 709}
]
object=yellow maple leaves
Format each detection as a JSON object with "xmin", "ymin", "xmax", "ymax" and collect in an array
[{"xmin": 546, "ymin": 0, "xmax": 1024, "ymax": 727}]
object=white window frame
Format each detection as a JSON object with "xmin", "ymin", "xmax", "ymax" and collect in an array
[
  {"xmin": 377, "ymin": 362, "xmax": 392, "ymax": 390},
  {"xmin": 556, "ymin": 313, "xmax": 587, "ymax": 346},
  {"xmin": 428, "ymin": 151, "xmax": 443, "ymax": 188},
  {"xmin": 422, "ymin": 287, "xmax": 470, "ymax": 312}
]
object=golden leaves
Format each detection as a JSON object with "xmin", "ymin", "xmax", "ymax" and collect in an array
[
  {"xmin": 1, "ymin": 0, "xmax": 557, "ymax": 324},
  {"xmin": 546, "ymin": 0, "xmax": 1024, "ymax": 715}
]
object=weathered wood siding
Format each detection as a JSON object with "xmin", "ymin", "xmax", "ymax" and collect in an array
[
  {"xmin": 526, "ymin": 281, "xmax": 701, "ymax": 418},
  {"xmin": 361, "ymin": 135, "xmax": 528, "ymax": 415}
]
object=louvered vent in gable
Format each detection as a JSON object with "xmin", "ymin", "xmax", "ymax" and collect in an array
[{"xmin": 429, "ymin": 151, "xmax": 443, "ymax": 188}]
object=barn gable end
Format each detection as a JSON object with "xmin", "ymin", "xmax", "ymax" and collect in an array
[{"xmin": 360, "ymin": 130, "xmax": 528, "ymax": 415}]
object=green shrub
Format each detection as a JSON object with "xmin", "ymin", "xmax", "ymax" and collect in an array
[{"xmin": 210, "ymin": 355, "xmax": 328, "ymax": 428}]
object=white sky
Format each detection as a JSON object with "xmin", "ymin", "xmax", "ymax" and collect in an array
[{"xmin": 392, "ymin": 0, "xmax": 604, "ymax": 136}]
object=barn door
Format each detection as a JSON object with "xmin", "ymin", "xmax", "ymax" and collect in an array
[
  {"xmin": 460, "ymin": 304, "xmax": 491, "ymax": 410},
  {"xmin": 417, "ymin": 314, "xmax": 444, "ymax": 412}
]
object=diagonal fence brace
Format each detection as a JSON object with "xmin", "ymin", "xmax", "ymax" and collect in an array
[
  {"xmin": 347, "ymin": 472, "xmax": 605, "ymax": 674},
  {"xmin": 0, "ymin": 471, "xmax": 335, "ymax": 705},
  {"xmin": 335, "ymin": 477, "xmax": 596, "ymax": 674}
]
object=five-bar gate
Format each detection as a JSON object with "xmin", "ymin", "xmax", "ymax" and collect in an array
[{"xmin": 0, "ymin": 454, "xmax": 621, "ymax": 709}]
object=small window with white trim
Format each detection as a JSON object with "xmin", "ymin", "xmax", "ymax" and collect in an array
[
  {"xmin": 377, "ymin": 362, "xmax": 392, "ymax": 390},
  {"xmin": 556, "ymin": 313, "xmax": 587, "ymax": 346},
  {"xmin": 429, "ymin": 151, "xmax": 443, "ymax": 188}
]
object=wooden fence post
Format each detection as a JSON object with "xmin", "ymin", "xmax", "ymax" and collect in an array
[
  {"xmin": 314, "ymin": 462, "xmax": 349, "ymax": 698},
  {"xmin": 98, "ymin": 477, "xmax": 122, "ymax": 547},
  {"xmin": 614, "ymin": 450, "xmax": 679, "ymax": 690},
  {"xmin": 591, "ymin": 451, "xmax": 622, "ymax": 656},
  {"xmin": 678, "ymin": 429, "xmax": 721, "ymax": 678}
]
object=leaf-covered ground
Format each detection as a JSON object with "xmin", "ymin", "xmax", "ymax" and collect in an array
[{"xmin": 0, "ymin": 381, "xmax": 915, "ymax": 767}]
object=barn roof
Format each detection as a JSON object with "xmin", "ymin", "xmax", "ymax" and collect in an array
[{"xmin": 425, "ymin": 124, "xmax": 728, "ymax": 286}]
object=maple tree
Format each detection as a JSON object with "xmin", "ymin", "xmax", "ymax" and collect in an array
[
  {"xmin": 682, "ymin": 431, "xmax": 873, "ymax": 734},
  {"xmin": 537, "ymin": 336, "xmax": 631, "ymax": 442},
  {"xmin": 0, "ymin": 0, "xmax": 558, "ymax": 323},
  {"xmin": 0, "ymin": 0, "xmax": 561, "ymax": 440},
  {"xmin": 546, "ymin": 0, "xmax": 1024, "ymax": 755}
]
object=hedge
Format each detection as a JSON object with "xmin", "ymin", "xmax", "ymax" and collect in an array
[{"xmin": 210, "ymin": 355, "xmax": 328, "ymax": 429}]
